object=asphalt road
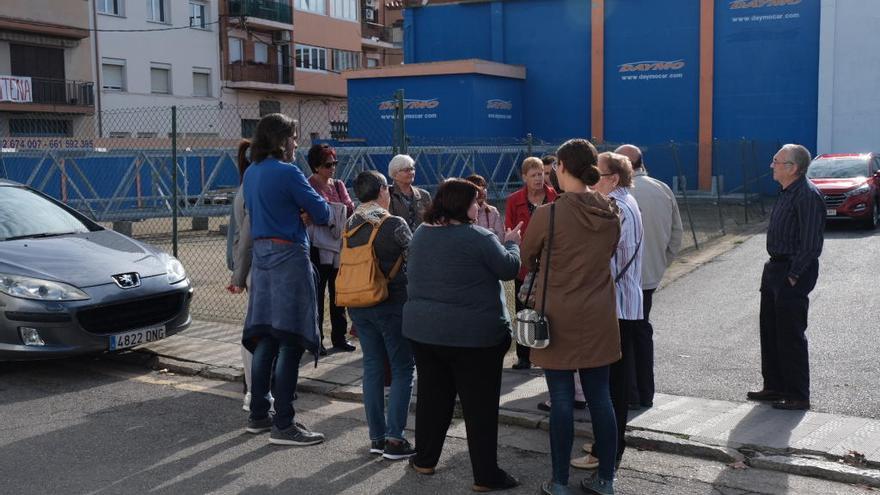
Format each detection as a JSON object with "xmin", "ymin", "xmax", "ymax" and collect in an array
[
  {"xmin": 0, "ymin": 357, "xmax": 872, "ymax": 495},
  {"xmin": 653, "ymin": 223, "xmax": 880, "ymax": 418}
]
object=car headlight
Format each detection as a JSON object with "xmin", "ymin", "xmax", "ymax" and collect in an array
[
  {"xmin": 845, "ymin": 184, "xmax": 870, "ymax": 197},
  {"xmin": 0, "ymin": 273, "xmax": 89, "ymax": 301},
  {"xmin": 162, "ymin": 256, "xmax": 187, "ymax": 284}
]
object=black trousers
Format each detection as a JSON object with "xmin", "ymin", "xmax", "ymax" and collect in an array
[
  {"xmin": 311, "ymin": 248, "xmax": 348, "ymax": 346},
  {"xmin": 513, "ymin": 278, "xmax": 530, "ymax": 363},
  {"xmin": 592, "ymin": 319, "xmax": 636, "ymax": 462},
  {"xmin": 759, "ymin": 259, "xmax": 818, "ymax": 401},
  {"xmin": 629, "ymin": 289, "xmax": 656, "ymax": 406},
  {"xmin": 410, "ymin": 337, "xmax": 510, "ymax": 486}
]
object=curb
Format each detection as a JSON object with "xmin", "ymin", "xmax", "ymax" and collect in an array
[{"xmin": 114, "ymin": 348, "xmax": 880, "ymax": 488}]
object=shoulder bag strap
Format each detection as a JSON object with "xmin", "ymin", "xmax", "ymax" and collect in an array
[
  {"xmin": 539, "ymin": 202, "xmax": 556, "ymax": 315},
  {"xmin": 613, "ymin": 200, "xmax": 641, "ymax": 283}
]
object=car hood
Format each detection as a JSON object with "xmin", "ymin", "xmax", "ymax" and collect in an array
[
  {"xmin": 809, "ymin": 177, "xmax": 867, "ymax": 191},
  {"xmin": 0, "ymin": 230, "xmax": 168, "ymax": 288}
]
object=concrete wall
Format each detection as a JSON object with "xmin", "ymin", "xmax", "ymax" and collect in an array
[
  {"xmin": 817, "ymin": 0, "xmax": 880, "ymax": 154},
  {"xmin": 97, "ymin": 0, "xmax": 221, "ymax": 125}
]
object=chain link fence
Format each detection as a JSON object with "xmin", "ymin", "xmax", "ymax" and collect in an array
[{"xmin": 1, "ymin": 91, "xmax": 776, "ymax": 324}]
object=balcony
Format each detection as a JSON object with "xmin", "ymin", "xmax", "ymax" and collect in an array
[
  {"xmin": 228, "ymin": 0, "xmax": 293, "ymax": 30},
  {"xmin": 361, "ymin": 24, "xmax": 403, "ymax": 49},
  {"xmin": 225, "ymin": 62, "xmax": 295, "ymax": 92},
  {"xmin": 0, "ymin": 77, "xmax": 94, "ymax": 113}
]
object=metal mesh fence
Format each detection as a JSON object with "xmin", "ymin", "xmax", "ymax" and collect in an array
[{"xmin": 1, "ymin": 93, "xmax": 776, "ymax": 324}]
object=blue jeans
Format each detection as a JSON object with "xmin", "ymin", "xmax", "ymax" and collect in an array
[
  {"xmin": 250, "ymin": 334, "xmax": 305, "ymax": 430},
  {"xmin": 349, "ymin": 304, "xmax": 414, "ymax": 441},
  {"xmin": 545, "ymin": 367, "xmax": 617, "ymax": 484}
]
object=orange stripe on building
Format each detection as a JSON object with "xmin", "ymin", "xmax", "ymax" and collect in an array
[
  {"xmin": 591, "ymin": 0, "xmax": 605, "ymax": 144},
  {"xmin": 698, "ymin": 0, "xmax": 715, "ymax": 191}
]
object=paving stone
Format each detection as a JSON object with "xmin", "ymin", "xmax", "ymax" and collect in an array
[{"xmin": 749, "ymin": 455, "xmax": 880, "ymax": 488}]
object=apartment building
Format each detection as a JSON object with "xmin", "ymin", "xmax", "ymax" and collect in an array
[
  {"xmin": 220, "ymin": 0, "xmax": 402, "ymax": 142},
  {"xmin": 362, "ymin": 0, "xmax": 403, "ymax": 69},
  {"xmin": 95, "ymin": 0, "xmax": 222, "ymax": 138},
  {"xmin": 0, "ymin": 0, "xmax": 95, "ymax": 143}
]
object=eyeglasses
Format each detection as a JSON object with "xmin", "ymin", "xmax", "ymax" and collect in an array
[
  {"xmin": 400, "ymin": 166, "xmax": 415, "ymax": 173},
  {"xmin": 772, "ymin": 159, "xmax": 794, "ymax": 165}
]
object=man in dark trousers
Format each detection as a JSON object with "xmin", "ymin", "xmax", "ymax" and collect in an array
[{"xmin": 748, "ymin": 144, "xmax": 825, "ymax": 411}]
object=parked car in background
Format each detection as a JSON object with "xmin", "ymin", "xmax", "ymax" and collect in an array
[
  {"xmin": 807, "ymin": 153, "xmax": 880, "ymax": 229},
  {"xmin": 0, "ymin": 180, "xmax": 192, "ymax": 360}
]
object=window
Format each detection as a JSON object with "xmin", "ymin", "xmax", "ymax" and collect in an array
[
  {"xmin": 9, "ymin": 119, "xmax": 72, "ymax": 137},
  {"xmin": 332, "ymin": 49, "xmax": 361, "ymax": 72},
  {"xmin": 102, "ymin": 58, "xmax": 126, "ymax": 91},
  {"xmin": 331, "ymin": 0, "xmax": 357, "ymax": 21},
  {"xmin": 296, "ymin": 0, "xmax": 325, "ymax": 15},
  {"xmin": 229, "ymin": 38, "xmax": 243, "ymax": 63},
  {"xmin": 146, "ymin": 0, "xmax": 168, "ymax": 22},
  {"xmin": 366, "ymin": 57, "xmax": 379, "ymax": 68},
  {"xmin": 254, "ymin": 42, "xmax": 269, "ymax": 64},
  {"xmin": 192, "ymin": 68, "xmax": 211, "ymax": 97},
  {"xmin": 97, "ymin": 0, "xmax": 123, "ymax": 15},
  {"xmin": 241, "ymin": 119, "xmax": 259, "ymax": 138},
  {"xmin": 137, "ymin": 132, "xmax": 157, "ymax": 138},
  {"xmin": 189, "ymin": 1, "xmax": 207, "ymax": 29},
  {"xmin": 295, "ymin": 44, "xmax": 327, "ymax": 71},
  {"xmin": 150, "ymin": 63, "xmax": 171, "ymax": 94},
  {"xmin": 109, "ymin": 132, "xmax": 131, "ymax": 139}
]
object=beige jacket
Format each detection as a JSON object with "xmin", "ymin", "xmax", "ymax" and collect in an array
[
  {"xmin": 521, "ymin": 192, "xmax": 622, "ymax": 370},
  {"xmin": 631, "ymin": 170, "xmax": 683, "ymax": 290}
]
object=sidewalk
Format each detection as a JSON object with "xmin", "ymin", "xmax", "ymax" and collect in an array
[{"xmin": 136, "ymin": 318, "xmax": 880, "ymax": 488}]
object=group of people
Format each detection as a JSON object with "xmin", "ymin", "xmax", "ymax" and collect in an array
[{"xmin": 224, "ymin": 112, "xmax": 824, "ymax": 495}]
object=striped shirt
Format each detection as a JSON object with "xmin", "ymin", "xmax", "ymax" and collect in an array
[
  {"xmin": 609, "ymin": 187, "xmax": 644, "ymax": 320},
  {"xmin": 766, "ymin": 175, "xmax": 826, "ymax": 279}
]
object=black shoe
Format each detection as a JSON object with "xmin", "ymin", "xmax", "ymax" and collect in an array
[
  {"xmin": 641, "ymin": 401, "xmax": 653, "ymax": 409},
  {"xmin": 332, "ymin": 341, "xmax": 356, "ymax": 352},
  {"xmin": 269, "ymin": 422, "xmax": 325, "ymax": 446},
  {"xmin": 628, "ymin": 402, "xmax": 642, "ymax": 411},
  {"xmin": 382, "ymin": 439, "xmax": 416, "ymax": 460},
  {"xmin": 318, "ymin": 345, "xmax": 328, "ymax": 357},
  {"xmin": 245, "ymin": 416, "xmax": 273, "ymax": 434},
  {"xmin": 747, "ymin": 389, "xmax": 784, "ymax": 402},
  {"xmin": 574, "ymin": 400, "xmax": 587, "ymax": 410},
  {"xmin": 537, "ymin": 400, "xmax": 551, "ymax": 412},
  {"xmin": 472, "ymin": 471, "xmax": 520, "ymax": 492},
  {"xmin": 369, "ymin": 439, "xmax": 386, "ymax": 455},
  {"xmin": 512, "ymin": 359, "xmax": 531, "ymax": 370},
  {"xmin": 772, "ymin": 399, "xmax": 810, "ymax": 410}
]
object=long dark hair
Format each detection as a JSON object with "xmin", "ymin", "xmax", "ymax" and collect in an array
[
  {"xmin": 236, "ymin": 113, "xmax": 297, "ymax": 182},
  {"xmin": 423, "ymin": 178, "xmax": 479, "ymax": 225}
]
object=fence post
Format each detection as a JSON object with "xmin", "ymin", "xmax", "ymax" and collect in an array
[
  {"xmin": 393, "ymin": 89, "xmax": 406, "ymax": 155},
  {"xmin": 670, "ymin": 141, "xmax": 699, "ymax": 250},
  {"xmin": 171, "ymin": 105, "xmax": 179, "ymax": 258},
  {"xmin": 526, "ymin": 133, "xmax": 533, "ymax": 156},
  {"xmin": 740, "ymin": 137, "xmax": 749, "ymax": 224},
  {"xmin": 750, "ymin": 139, "xmax": 766, "ymax": 216},
  {"xmin": 713, "ymin": 138, "xmax": 725, "ymax": 235}
]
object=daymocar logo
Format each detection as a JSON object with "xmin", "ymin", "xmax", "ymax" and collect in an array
[
  {"xmin": 729, "ymin": 0, "xmax": 801, "ymax": 9},
  {"xmin": 486, "ymin": 99, "xmax": 513, "ymax": 110},
  {"xmin": 618, "ymin": 60, "xmax": 685, "ymax": 73},
  {"xmin": 378, "ymin": 99, "xmax": 439, "ymax": 111}
]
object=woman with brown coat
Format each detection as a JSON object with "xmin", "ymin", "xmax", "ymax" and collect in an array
[{"xmin": 520, "ymin": 139, "xmax": 621, "ymax": 495}]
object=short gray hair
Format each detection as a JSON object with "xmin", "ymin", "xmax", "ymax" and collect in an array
[
  {"xmin": 781, "ymin": 144, "xmax": 811, "ymax": 175},
  {"xmin": 388, "ymin": 154, "xmax": 415, "ymax": 178}
]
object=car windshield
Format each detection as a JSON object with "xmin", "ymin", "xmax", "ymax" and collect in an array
[
  {"xmin": 0, "ymin": 186, "xmax": 93, "ymax": 241},
  {"xmin": 806, "ymin": 158, "xmax": 869, "ymax": 179}
]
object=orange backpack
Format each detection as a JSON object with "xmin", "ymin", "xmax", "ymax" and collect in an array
[{"xmin": 335, "ymin": 215, "xmax": 403, "ymax": 308}]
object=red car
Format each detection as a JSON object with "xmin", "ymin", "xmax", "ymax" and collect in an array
[{"xmin": 807, "ymin": 153, "xmax": 880, "ymax": 229}]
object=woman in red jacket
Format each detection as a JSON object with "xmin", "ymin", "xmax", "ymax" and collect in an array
[{"xmin": 504, "ymin": 156, "xmax": 558, "ymax": 370}]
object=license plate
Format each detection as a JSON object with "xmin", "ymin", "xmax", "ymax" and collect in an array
[
  {"xmin": 109, "ymin": 326, "xmax": 166, "ymax": 350},
  {"xmin": 826, "ymin": 209, "xmax": 837, "ymax": 216}
]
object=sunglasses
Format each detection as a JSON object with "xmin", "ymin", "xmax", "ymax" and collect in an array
[{"xmin": 321, "ymin": 161, "xmax": 339, "ymax": 168}]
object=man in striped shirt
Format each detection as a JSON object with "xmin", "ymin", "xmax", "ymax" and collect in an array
[{"xmin": 747, "ymin": 144, "xmax": 825, "ymax": 411}]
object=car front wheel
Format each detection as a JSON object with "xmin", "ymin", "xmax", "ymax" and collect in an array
[{"xmin": 865, "ymin": 199, "xmax": 879, "ymax": 230}]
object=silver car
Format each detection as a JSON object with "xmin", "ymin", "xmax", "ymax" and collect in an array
[{"xmin": 0, "ymin": 180, "xmax": 192, "ymax": 360}]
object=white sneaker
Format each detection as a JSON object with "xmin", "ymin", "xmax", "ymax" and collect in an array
[{"xmin": 243, "ymin": 392, "xmax": 275, "ymax": 412}]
